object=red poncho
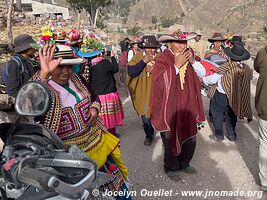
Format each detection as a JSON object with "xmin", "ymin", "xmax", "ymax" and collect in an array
[{"xmin": 150, "ymin": 49, "xmax": 205, "ymax": 156}]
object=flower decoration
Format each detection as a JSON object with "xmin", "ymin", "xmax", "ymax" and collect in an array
[
  {"xmin": 172, "ymin": 29, "xmax": 189, "ymax": 40},
  {"xmin": 55, "ymin": 30, "xmax": 67, "ymax": 40},
  {"xmin": 225, "ymin": 32, "xmax": 235, "ymax": 47},
  {"xmin": 80, "ymin": 33, "xmax": 104, "ymax": 53},
  {"xmin": 31, "ymin": 25, "xmax": 56, "ymax": 50},
  {"xmin": 68, "ymin": 29, "xmax": 82, "ymax": 42}
]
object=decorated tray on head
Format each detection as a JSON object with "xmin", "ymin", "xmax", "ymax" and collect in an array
[{"xmin": 78, "ymin": 33, "xmax": 104, "ymax": 58}]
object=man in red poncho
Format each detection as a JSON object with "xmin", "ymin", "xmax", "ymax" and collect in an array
[{"xmin": 150, "ymin": 30, "xmax": 206, "ymax": 181}]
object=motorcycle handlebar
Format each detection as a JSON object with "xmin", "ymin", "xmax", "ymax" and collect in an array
[
  {"xmin": 17, "ymin": 166, "xmax": 55, "ymax": 191},
  {"xmin": 17, "ymin": 162, "xmax": 97, "ymax": 199}
]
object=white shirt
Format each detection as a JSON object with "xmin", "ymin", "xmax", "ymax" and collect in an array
[
  {"xmin": 202, "ymin": 61, "xmax": 244, "ymax": 94},
  {"xmin": 127, "ymin": 50, "xmax": 134, "ymax": 62}
]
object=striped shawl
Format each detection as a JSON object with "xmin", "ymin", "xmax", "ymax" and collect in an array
[{"xmin": 208, "ymin": 61, "xmax": 252, "ymax": 122}]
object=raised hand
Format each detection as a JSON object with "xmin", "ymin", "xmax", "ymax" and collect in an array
[
  {"xmin": 39, "ymin": 44, "xmax": 62, "ymax": 79},
  {"xmin": 143, "ymin": 54, "xmax": 155, "ymax": 63},
  {"xmin": 174, "ymin": 48, "xmax": 191, "ymax": 69},
  {"xmin": 188, "ymin": 48, "xmax": 196, "ymax": 64}
]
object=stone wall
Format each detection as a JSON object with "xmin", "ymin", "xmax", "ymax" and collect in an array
[
  {"xmin": 0, "ymin": 0, "xmax": 8, "ymax": 30},
  {"xmin": 0, "ymin": 1, "xmax": 76, "ymax": 29}
]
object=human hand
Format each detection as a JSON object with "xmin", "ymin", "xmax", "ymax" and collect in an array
[
  {"xmin": 174, "ymin": 48, "xmax": 191, "ymax": 68},
  {"xmin": 188, "ymin": 48, "xmax": 195, "ymax": 64},
  {"xmin": 39, "ymin": 44, "xmax": 62, "ymax": 79},
  {"xmin": 88, "ymin": 107, "xmax": 98, "ymax": 126},
  {"xmin": 145, "ymin": 61, "xmax": 155, "ymax": 73},
  {"xmin": 143, "ymin": 54, "xmax": 155, "ymax": 63},
  {"xmin": 0, "ymin": 138, "xmax": 4, "ymax": 153},
  {"xmin": 111, "ymin": 50, "xmax": 117, "ymax": 57}
]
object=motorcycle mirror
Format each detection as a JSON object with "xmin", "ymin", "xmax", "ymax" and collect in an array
[{"xmin": 15, "ymin": 81, "xmax": 51, "ymax": 117}]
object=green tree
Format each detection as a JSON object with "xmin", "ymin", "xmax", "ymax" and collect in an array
[{"xmin": 66, "ymin": 0, "xmax": 113, "ymax": 27}]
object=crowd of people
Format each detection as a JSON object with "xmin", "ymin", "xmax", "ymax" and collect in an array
[{"xmin": 1, "ymin": 24, "xmax": 267, "ymax": 198}]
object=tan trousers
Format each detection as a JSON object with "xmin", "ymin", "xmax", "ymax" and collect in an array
[{"xmin": 259, "ymin": 118, "xmax": 267, "ymax": 187}]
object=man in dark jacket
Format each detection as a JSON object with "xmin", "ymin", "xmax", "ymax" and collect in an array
[
  {"xmin": 5, "ymin": 34, "xmax": 36, "ymax": 97},
  {"xmin": 254, "ymin": 45, "xmax": 267, "ymax": 191}
]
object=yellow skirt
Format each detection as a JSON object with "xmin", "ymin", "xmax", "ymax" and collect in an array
[{"xmin": 85, "ymin": 131, "xmax": 128, "ymax": 179}]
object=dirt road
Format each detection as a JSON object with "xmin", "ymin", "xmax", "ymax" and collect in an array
[{"xmin": 117, "ymin": 74, "xmax": 267, "ymax": 200}]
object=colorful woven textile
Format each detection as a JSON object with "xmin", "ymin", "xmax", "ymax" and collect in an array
[{"xmin": 98, "ymin": 91, "xmax": 124, "ymax": 129}]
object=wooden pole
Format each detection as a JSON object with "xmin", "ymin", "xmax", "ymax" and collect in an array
[
  {"xmin": 93, "ymin": 8, "xmax": 99, "ymax": 27},
  {"xmin": 7, "ymin": 0, "xmax": 14, "ymax": 50}
]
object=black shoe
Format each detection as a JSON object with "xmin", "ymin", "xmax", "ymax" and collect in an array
[
  {"xmin": 179, "ymin": 166, "xmax": 197, "ymax": 174},
  {"xmin": 166, "ymin": 171, "xmax": 181, "ymax": 181},
  {"xmin": 226, "ymin": 135, "xmax": 236, "ymax": 141},
  {"xmin": 144, "ymin": 138, "xmax": 153, "ymax": 146}
]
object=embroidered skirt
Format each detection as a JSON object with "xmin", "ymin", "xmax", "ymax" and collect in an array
[
  {"xmin": 99, "ymin": 156, "xmax": 132, "ymax": 200},
  {"xmin": 98, "ymin": 91, "xmax": 124, "ymax": 129}
]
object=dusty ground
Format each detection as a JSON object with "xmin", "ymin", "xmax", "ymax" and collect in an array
[{"xmin": 117, "ymin": 72, "xmax": 267, "ymax": 200}]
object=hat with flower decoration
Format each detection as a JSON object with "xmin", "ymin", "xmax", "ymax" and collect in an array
[
  {"xmin": 67, "ymin": 29, "xmax": 82, "ymax": 45},
  {"xmin": 54, "ymin": 30, "xmax": 68, "ymax": 43},
  {"xmin": 77, "ymin": 33, "xmax": 104, "ymax": 58},
  {"xmin": 54, "ymin": 44, "xmax": 84, "ymax": 65},
  {"xmin": 158, "ymin": 29, "xmax": 197, "ymax": 42},
  {"xmin": 30, "ymin": 25, "xmax": 56, "ymax": 50}
]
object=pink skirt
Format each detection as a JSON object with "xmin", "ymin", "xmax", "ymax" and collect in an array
[{"xmin": 98, "ymin": 91, "xmax": 124, "ymax": 129}]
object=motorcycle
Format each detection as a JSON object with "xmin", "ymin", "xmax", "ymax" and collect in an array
[{"xmin": 0, "ymin": 81, "xmax": 115, "ymax": 200}]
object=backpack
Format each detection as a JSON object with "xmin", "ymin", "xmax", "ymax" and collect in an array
[
  {"xmin": 119, "ymin": 50, "xmax": 128, "ymax": 67},
  {"xmin": 2, "ymin": 56, "xmax": 25, "ymax": 85}
]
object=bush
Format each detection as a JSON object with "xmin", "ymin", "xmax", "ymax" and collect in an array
[
  {"xmin": 160, "ymin": 17, "xmax": 182, "ymax": 28},
  {"xmin": 264, "ymin": 26, "xmax": 267, "ymax": 33},
  {"xmin": 127, "ymin": 26, "xmax": 141, "ymax": 35},
  {"xmin": 96, "ymin": 19, "xmax": 106, "ymax": 29}
]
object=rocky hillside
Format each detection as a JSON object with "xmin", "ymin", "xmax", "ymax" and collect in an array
[
  {"xmin": 126, "ymin": 0, "xmax": 267, "ymax": 33},
  {"xmin": 124, "ymin": 0, "xmax": 267, "ymax": 55},
  {"xmin": 126, "ymin": 0, "xmax": 198, "ymax": 25}
]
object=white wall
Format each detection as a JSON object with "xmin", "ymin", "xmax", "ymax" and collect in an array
[{"xmin": 15, "ymin": 0, "xmax": 70, "ymax": 19}]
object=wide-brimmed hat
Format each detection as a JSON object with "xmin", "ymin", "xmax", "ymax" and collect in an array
[
  {"xmin": 224, "ymin": 43, "xmax": 250, "ymax": 61},
  {"xmin": 195, "ymin": 30, "xmax": 202, "ymax": 36},
  {"xmin": 158, "ymin": 30, "xmax": 197, "ymax": 43},
  {"xmin": 14, "ymin": 34, "xmax": 35, "ymax": 53},
  {"xmin": 208, "ymin": 33, "xmax": 227, "ymax": 42},
  {"xmin": 54, "ymin": 45, "xmax": 84, "ymax": 65},
  {"xmin": 139, "ymin": 35, "xmax": 161, "ymax": 48},
  {"xmin": 67, "ymin": 29, "xmax": 82, "ymax": 45},
  {"xmin": 230, "ymin": 35, "xmax": 245, "ymax": 45},
  {"xmin": 78, "ymin": 33, "xmax": 104, "ymax": 58}
]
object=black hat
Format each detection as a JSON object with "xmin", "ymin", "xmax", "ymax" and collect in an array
[
  {"xmin": 230, "ymin": 35, "xmax": 245, "ymax": 46},
  {"xmin": 14, "ymin": 34, "xmax": 35, "ymax": 53},
  {"xmin": 139, "ymin": 35, "xmax": 160, "ymax": 48},
  {"xmin": 224, "ymin": 43, "xmax": 250, "ymax": 61}
]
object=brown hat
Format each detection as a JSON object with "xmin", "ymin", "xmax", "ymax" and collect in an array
[
  {"xmin": 139, "ymin": 35, "xmax": 160, "ymax": 48},
  {"xmin": 14, "ymin": 34, "xmax": 35, "ymax": 53},
  {"xmin": 208, "ymin": 33, "xmax": 227, "ymax": 43},
  {"xmin": 158, "ymin": 30, "xmax": 197, "ymax": 42}
]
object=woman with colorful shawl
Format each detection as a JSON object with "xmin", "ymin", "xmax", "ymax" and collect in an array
[
  {"xmin": 78, "ymin": 34, "xmax": 124, "ymax": 138},
  {"xmin": 33, "ymin": 44, "xmax": 131, "ymax": 200}
]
